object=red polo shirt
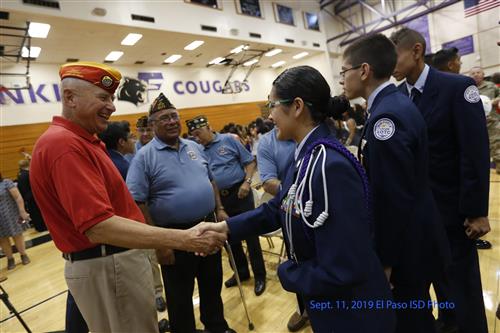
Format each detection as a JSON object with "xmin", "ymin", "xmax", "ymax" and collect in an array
[{"xmin": 30, "ymin": 116, "xmax": 145, "ymax": 253}]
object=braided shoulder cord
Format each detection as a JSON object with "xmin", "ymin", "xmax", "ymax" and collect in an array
[{"xmin": 298, "ymin": 137, "xmax": 372, "ymax": 226}]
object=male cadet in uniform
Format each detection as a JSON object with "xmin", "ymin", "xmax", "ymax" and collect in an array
[
  {"xmin": 257, "ymin": 127, "xmax": 309, "ymax": 332},
  {"xmin": 341, "ymin": 34, "xmax": 449, "ymax": 333},
  {"xmin": 432, "ymin": 47, "xmax": 462, "ymax": 74},
  {"xmin": 126, "ymin": 94, "xmax": 235, "ymax": 333},
  {"xmin": 471, "ymin": 66, "xmax": 500, "ymax": 175},
  {"xmin": 391, "ymin": 28, "xmax": 491, "ymax": 333},
  {"xmin": 433, "ymin": 53, "xmax": 491, "ymax": 251},
  {"xmin": 30, "ymin": 62, "xmax": 225, "ymax": 333},
  {"xmin": 98, "ymin": 121, "xmax": 136, "ymax": 180},
  {"xmin": 188, "ymin": 115, "xmax": 267, "ymax": 296}
]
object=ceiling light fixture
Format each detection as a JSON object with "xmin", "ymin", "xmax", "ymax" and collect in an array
[
  {"xmin": 28, "ymin": 22, "xmax": 51, "ymax": 38},
  {"xmin": 22, "ymin": 46, "xmax": 41, "ymax": 58},
  {"xmin": 105, "ymin": 51, "xmax": 124, "ymax": 61},
  {"xmin": 292, "ymin": 51, "xmax": 309, "ymax": 60},
  {"xmin": 209, "ymin": 57, "xmax": 225, "ymax": 65},
  {"xmin": 265, "ymin": 48, "xmax": 282, "ymax": 57},
  {"xmin": 243, "ymin": 59, "xmax": 258, "ymax": 67},
  {"xmin": 164, "ymin": 54, "xmax": 182, "ymax": 64},
  {"xmin": 271, "ymin": 60, "xmax": 286, "ymax": 68},
  {"xmin": 121, "ymin": 33, "xmax": 143, "ymax": 46},
  {"xmin": 184, "ymin": 40, "xmax": 205, "ymax": 50},
  {"xmin": 230, "ymin": 44, "xmax": 249, "ymax": 54}
]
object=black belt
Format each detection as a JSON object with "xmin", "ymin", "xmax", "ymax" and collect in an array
[
  {"xmin": 62, "ymin": 244, "xmax": 129, "ymax": 262},
  {"xmin": 220, "ymin": 181, "xmax": 243, "ymax": 197}
]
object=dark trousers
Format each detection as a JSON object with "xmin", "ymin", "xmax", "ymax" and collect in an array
[
  {"xmin": 222, "ymin": 182, "xmax": 266, "ymax": 280},
  {"xmin": 392, "ymin": 282, "xmax": 435, "ymax": 333},
  {"xmin": 65, "ymin": 291, "xmax": 88, "ymax": 333},
  {"xmin": 434, "ymin": 226, "xmax": 487, "ymax": 333},
  {"xmin": 162, "ymin": 250, "xmax": 228, "ymax": 333}
]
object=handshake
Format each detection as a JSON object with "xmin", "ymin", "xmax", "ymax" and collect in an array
[{"xmin": 183, "ymin": 221, "xmax": 230, "ymax": 255}]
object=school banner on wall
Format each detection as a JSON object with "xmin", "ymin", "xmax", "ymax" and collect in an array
[{"xmin": 0, "ymin": 63, "xmax": 276, "ymax": 126}]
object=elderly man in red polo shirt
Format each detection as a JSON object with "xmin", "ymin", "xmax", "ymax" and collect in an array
[{"xmin": 30, "ymin": 62, "xmax": 225, "ymax": 333}]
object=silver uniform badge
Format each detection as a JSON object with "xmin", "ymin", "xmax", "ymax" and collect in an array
[
  {"xmin": 464, "ymin": 85, "xmax": 480, "ymax": 103},
  {"xmin": 373, "ymin": 118, "xmax": 395, "ymax": 141},
  {"xmin": 187, "ymin": 151, "xmax": 198, "ymax": 160}
]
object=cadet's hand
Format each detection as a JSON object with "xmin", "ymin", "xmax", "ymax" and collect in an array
[
  {"xmin": 237, "ymin": 182, "xmax": 251, "ymax": 199},
  {"xmin": 384, "ymin": 267, "xmax": 394, "ymax": 290},
  {"xmin": 216, "ymin": 208, "xmax": 229, "ymax": 222},
  {"xmin": 182, "ymin": 225, "xmax": 226, "ymax": 254},
  {"xmin": 464, "ymin": 217, "xmax": 491, "ymax": 239},
  {"xmin": 156, "ymin": 248, "xmax": 175, "ymax": 265}
]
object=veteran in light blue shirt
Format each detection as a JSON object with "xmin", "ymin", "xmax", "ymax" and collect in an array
[
  {"xmin": 257, "ymin": 128, "xmax": 295, "ymax": 196},
  {"xmin": 126, "ymin": 93, "xmax": 233, "ymax": 333},
  {"xmin": 127, "ymin": 136, "xmax": 215, "ymax": 226}
]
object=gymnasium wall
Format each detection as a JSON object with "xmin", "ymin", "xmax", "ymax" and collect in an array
[
  {"xmin": 0, "ymin": 101, "xmax": 263, "ymax": 180},
  {"xmin": 323, "ymin": 1, "xmax": 500, "ymax": 94}
]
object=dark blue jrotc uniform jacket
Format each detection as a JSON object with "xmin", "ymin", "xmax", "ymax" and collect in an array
[
  {"xmin": 227, "ymin": 124, "xmax": 396, "ymax": 333},
  {"xmin": 359, "ymin": 83, "xmax": 449, "ymax": 285},
  {"xmin": 398, "ymin": 67, "xmax": 490, "ymax": 333},
  {"xmin": 397, "ymin": 68, "xmax": 490, "ymax": 229}
]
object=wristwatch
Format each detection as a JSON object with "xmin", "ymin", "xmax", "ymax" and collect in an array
[{"xmin": 245, "ymin": 178, "xmax": 252, "ymax": 184}]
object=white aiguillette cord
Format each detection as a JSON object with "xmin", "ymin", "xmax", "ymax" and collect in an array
[{"xmin": 284, "ymin": 144, "xmax": 330, "ymax": 261}]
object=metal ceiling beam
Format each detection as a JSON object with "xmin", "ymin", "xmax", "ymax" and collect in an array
[{"xmin": 338, "ymin": 0, "xmax": 460, "ymax": 46}]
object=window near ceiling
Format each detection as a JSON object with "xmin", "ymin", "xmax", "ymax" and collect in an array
[
  {"xmin": 303, "ymin": 12, "xmax": 320, "ymax": 31},
  {"xmin": 236, "ymin": 0, "xmax": 263, "ymax": 19},
  {"xmin": 274, "ymin": 3, "xmax": 294, "ymax": 26},
  {"xmin": 185, "ymin": 0, "xmax": 222, "ymax": 10}
]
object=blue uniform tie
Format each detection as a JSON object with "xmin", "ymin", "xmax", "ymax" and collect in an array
[{"xmin": 410, "ymin": 87, "xmax": 422, "ymax": 106}]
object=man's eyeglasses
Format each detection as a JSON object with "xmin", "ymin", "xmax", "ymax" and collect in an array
[
  {"xmin": 153, "ymin": 113, "xmax": 180, "ymax": 123},
  {"xmin": 339, "ymin": 64, "xmax": 362, "ymax": 77}
]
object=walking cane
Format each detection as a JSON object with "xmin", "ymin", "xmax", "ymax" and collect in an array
[
  {"xmin": 224, "ymin": 241, "xmax": 255, "ymax": 330},
  {"xmin": 213, "ymin": 213, "xmax": 255, "ymax": 330}
]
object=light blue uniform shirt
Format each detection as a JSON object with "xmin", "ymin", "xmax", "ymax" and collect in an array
[
  {"xmin": 204, "ymin": 133, "xmax": 254, "ymax": 190},
  {"xmin": 126, "ymin": 137, "xmax": 215, "ymax": 226},
  {"xmin": 257, "ymin": 128, "xmax": 295, "ymax": 182}
]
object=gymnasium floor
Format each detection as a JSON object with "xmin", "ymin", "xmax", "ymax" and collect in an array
[{"xmin": 1, "ymin": 170, "xmax": 499, "ymax": 333}]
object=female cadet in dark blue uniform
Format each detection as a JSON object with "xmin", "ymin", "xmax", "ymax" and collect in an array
[{"xmin": 199, "ymin": 66, "xmax": 396, "ymax": 333}]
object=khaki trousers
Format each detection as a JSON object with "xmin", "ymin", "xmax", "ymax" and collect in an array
[
  {"xmin": 65, "ymin": 249, "xmax": 158, "ymax": 333},
  {"xmin": 147, "ymin": 249, "xmax": 164, "ymax": 297}
]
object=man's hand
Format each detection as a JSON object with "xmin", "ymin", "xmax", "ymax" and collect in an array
[
  {"xmin": 237, "ymin": 182, "xmax": 251, "ymax": 199},
  {"xmin": 464, "ymin": 217, "xmax": 491, "ymax": 239},
  {"xmin": 216, "ymin": 209, "xmax": 229, "ymax": 222},
  {"xmin": 193, "ymin": 221, "xmax": 229, "ymax": 256},
  {"xmin": 180, "ymin": 223, "xmax": 227, "ymax": 254},
  {"xmin": 156, "ymin": 248, "xmax": 175, "ymax": 265}
]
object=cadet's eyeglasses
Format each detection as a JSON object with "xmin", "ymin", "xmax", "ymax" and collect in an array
[
  {"xmin": 266, "ymin": 99, "xmax": 292, "ymax": 109},
  {"xmin": 339, "ymin": 64, "xmax": 362, "ymax": 77}
]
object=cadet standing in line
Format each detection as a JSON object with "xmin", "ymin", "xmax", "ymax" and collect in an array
[
  {"xmin": 341, "ymin": 33, "xmax": 449, "ymax": 333},
  {"xmin": 391, "ymin": 28, "xmax": 491, "ymax": 333}
]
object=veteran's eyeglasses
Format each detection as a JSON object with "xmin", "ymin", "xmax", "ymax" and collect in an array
[{"xmin": 153, "ymin": 113, "xmax": 180, "ymax": 123}]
